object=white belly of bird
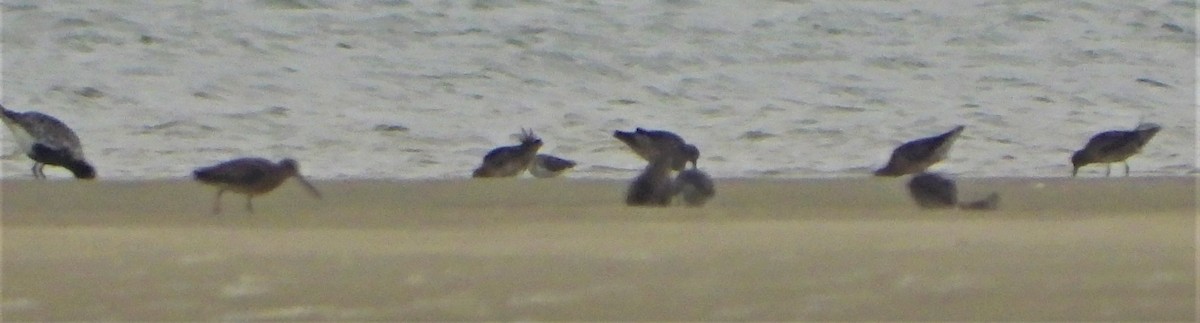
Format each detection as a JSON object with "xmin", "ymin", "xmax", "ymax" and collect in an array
[{"xmin": 2, "ymin": 123, "xmax": 38, "ymax": 155}]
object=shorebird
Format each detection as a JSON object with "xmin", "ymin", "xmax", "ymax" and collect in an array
[
  {"xmin": 875, "ymin": 125, "xmax": 965, "ymax": 177},
  {"xmin": 529, "ymin": 153, "xmax": 576, "ymax": 178},
  {"xmin": 0, "ymin": 104, "xmax": 96, "ymax": 179},
  {"xmin": 613, "ymin": 128, "xmax": 700, "ymax": 171},
  {"xmin": 907, "ymin": 172, "xmax": 1000, "ymax": 210},
  {"xmin": 193, "ymin": 157, "xmax": 321, "ymax": 214},
  {"xmin": 625, "ymin": 156, "xmax": 676, "ymax": 207},
  {"xmin": 472, "ymin": 128, "xmax": 543, "ymax": 178},
  {"xmin": 1071, "ymin": 123, "xmax": 1162, "ymax": 177},
  {"xmin": 906, "ymin": 172, "xmax": 958, "ymax": 209},
  {"xmin": 674, "ymin": 168, "xmax": 715, "ymax": 207}
]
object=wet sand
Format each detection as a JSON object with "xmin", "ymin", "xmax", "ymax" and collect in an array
[{"xmin": 2, "ymin": 177, "xmax": 1195, "ymax": 321}]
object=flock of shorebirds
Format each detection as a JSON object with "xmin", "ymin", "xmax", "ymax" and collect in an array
[{"xmin": 1, "ymin": 103, "xmax": 1164, "ymax": 214}]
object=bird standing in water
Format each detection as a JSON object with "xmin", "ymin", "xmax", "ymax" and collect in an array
[
  {"xmin": 529, "ymin": 154, "xmax": 576, "ymax": 178},
  {"xmin": 472, "ymin": 128, "xmax": 543, "ymax": 178},
  {"xmin": 1071, "ymin": 122, "xmax": 1162, "ymax": 177},
  {"xmin": 875, "ymin": 125, "xmax": 965, "ymax": 177},
  {"xmin": 613, "ymin": 128, "xmax": 700, "ymax": 171},
  {"xmin": 193, "ymin": 157, "xmax": 321, "ymax": 214},
  {"xmin": 0, "ymin": 103, "xmax": 96, "ymax": 179}
]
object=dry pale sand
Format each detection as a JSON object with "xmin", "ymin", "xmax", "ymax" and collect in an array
[{"xmin": 1, "ymin": 176, "xmax": 1195, "ymax": 321}]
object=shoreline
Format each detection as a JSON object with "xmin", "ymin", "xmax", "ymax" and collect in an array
[{"xmin": 3, "ymin": 176, "xmax": 1196, "ymax": 320}]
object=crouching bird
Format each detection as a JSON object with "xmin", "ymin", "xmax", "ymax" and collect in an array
[
  {"xmin": 1071, "ymin": 122, "xmax": 1161, "ymax": 177},
  {"xmin": 473, "ymin": 128, "xmax": 543, "ymax": 178},
  {"xmin": 0, "ymin": 103, "xmax": 96, "ymax": 179},
  {"xmin": 875, "ymin": 125, "xmax": 964, "ymax": 177}
]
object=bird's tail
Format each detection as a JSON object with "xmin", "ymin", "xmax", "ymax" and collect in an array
[
  {"xmin": 192, "ymin": 167, "xmax": 215, "ymax": 182},
  {"xmin": 0, "ymin": 103, "xmax": 18, "ymax": 120}
]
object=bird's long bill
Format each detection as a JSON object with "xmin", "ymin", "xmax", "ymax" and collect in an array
[{"xmin": 294, "ymin": 175, "xmax": 323, "ymax": 199}]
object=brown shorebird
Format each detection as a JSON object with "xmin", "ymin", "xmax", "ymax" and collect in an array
[
  {"xmin": 625, "ymin": 155, "xmax": 676, "ymax": 207},
  {"xmin": 0, "ymin": 103, "xmax": 96, "ymax": 179},
  {"xmin": 613, "ymin": 128, "xmax": 700, "ymax": 171},
  {"xmin": 875, "ymin": 125, "xmax": 965, "ymax": 177},
  {"xmin": 193, "ymin": 157, "xmax": 321, "ymax": 214},
  {"xmin": 907, "ymin": 172, "xmax": 999, "ymax": 210},
  {"xmin": 1071, "ymin": 123, "xmax": 1162, "ymax": 177},
  {"xmin": 529, "ymin": 153, "xmax": 576, "ymax": 178},
  {"xmin": 472, "ymin": 128, "xmax": 543, "ymax": 178},
  {"xmin": 674, "ymin": 168, "xmax": 715, "ymax": 207}
]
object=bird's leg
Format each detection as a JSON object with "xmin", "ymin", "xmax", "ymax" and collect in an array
[
  {"xmin": 1124, "ymin": 161, "xmax": 1130, "ymax": 177},
  {"xmin": 1105, "ymin": 164, "xmax": 1111, "ymax": 177},
  {"xmin": 212, "ymin": 189, "xmax": 225, "ymax": 215},
  {"xmin": 245, "ymin": 195, "xmax": 254, "ymax": 214},
  {"xmin": 31, "ymin": 163, "xmax": 43, "ymax": 179}
]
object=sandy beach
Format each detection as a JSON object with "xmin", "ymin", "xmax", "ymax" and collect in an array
[{"xmin": 1, "ymin": 176, "xmax": 1194, "ymax": 321}]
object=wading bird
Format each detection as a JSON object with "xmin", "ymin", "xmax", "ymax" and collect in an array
[
  {"xmin": 472, "ymin": 128, "xmax": 543, "ymax": 178},
  {"xmin": 0, "ymin": 104, "xmax": 96, "ymax": 179},
  {"xmin": 193, "ymin": 157, "xmax": 321, "ymax": 214},
  {"xmin": 1071, "ymin": 123, "xmax": 1161, "ymax": 177},
  {"xmin": 875, "ymin": 125, "xmax": 965, "ymax": 177}
]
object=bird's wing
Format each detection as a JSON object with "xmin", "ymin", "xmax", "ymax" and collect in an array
[
  {"xmin": 11, "ymin": 112, "xmax": 86, "ymax": 159},
  {"xmin": 481, "ymin": 146, "xmax": 520, "ymax": 166},
  {"xmin": 194, "ymin": 159, "xmax": 270, "ymax": 185},
  {"xmin": 1086, "ymin": 131, "xmax": 1139, "ymax": 155}
]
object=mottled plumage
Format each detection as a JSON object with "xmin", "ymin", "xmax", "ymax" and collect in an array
[
  {"xmin": 674, "ymin": 168, "xmax": 715, "ymax": 207},
  {"xmin": 529, "ymin": 154, "xmax": 576, "ymax": 178},
  {"xmin": 193, "ymin": 157, "xmax": 321, "ymax": 214},
  {"xmin": 613, "ymin": 128, "xmax": 700, "ymax": 171},
  {"xmin": 472, "ymin": 128, "xmax": 543, "ymax": 178},
  {"xmin": 625, "ymin": 157, "xmax": 675, "ymax": 207},
  {"xmin": 0, "ymin": 104, "xmax": 95, "ymax": 179},
  {"xmin": 875, "ymin": 125, "xmax": 964, "ymax": 177},
  {"xmin": 1071, "ymin": 123, "xmax": 1161, "ymax": 177}
]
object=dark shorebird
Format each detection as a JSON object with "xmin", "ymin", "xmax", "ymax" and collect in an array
[
  {"xmin": 875, "ymin": 125, "xmax": 965, "ymax": 177},
  {"xmin": 529, "ymin": 153, "xmax": 576, "ymax": 178},
  {"xmin": 625, "ymin": 156, "xmax": 676, "ymax": 207},
  {"xmin": 907, "ymin": 172, "xmax": 1000, "ymax": 210},
  {"xmin": 1071, "ymin": 122, "xmax": 1162, "ymax": 177},
  {"xmin": 472, "ymin": 128, "xmax": 543, "ymax": 178},
  {"xmin": 193, "ymin": 157, "xmax": 321, "ymax": 214},
  {"xmin": 613, "ymin": 128, "xmax": 700, "ymax": 171},
  {"xmin": 674, "ymin": 168, "xmax": 715, "ymax": 207},
  {"xmin": 0, "ymin": 104, "xmax": 96, "ymax": 179}
]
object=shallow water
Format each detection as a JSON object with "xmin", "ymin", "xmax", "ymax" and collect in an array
[{"xmin": 1, "ymin": 0, "xmax": 1195, "ymax": 180}]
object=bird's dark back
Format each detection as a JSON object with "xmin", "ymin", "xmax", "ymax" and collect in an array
[
  {"xmin": 193, "ymin": 158, "xmax": 273, "ymax": 186},
  {"xmin": 896, "ymin": 126, "xmax": 963, "ymax": 160},
  {"xmin": 539, "ymin": 154, "xmax": 576, "ymax": 171}
]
